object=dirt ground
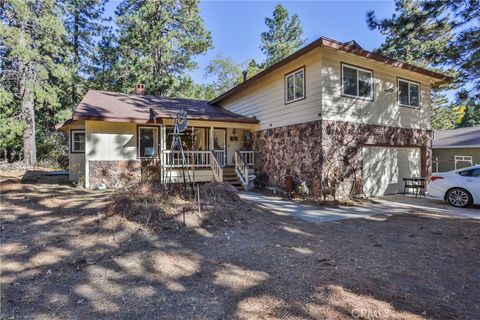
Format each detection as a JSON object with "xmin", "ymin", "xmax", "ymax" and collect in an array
[{"xmin": 1, "ymin": 170, "xmax": 479, "ymax": 320}]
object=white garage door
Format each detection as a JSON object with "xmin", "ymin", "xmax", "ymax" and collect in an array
[{"xmin": 363, "ymin": 146, "xmax": 421, "ymax": 196}]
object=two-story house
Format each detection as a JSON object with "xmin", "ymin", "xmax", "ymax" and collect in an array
[{"xmin": 57, "ymin": 36, "xmax": 452, "ymax": 197}]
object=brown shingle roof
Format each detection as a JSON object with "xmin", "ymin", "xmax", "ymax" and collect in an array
[
  {"xmin": 66, "ymin": 90, "xmax": 259, "ymax": 125},
  {"xmin": 210, "ymin": 36, "xmax": 454, "ymax": 104}
]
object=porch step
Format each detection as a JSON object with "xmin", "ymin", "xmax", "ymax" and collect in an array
[{"xmin": 222, "ymin": 168, "xmax": 243, "ymax": 190}]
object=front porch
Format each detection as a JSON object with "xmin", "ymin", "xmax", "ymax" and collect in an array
[
  {"xmin": 159, "ymin": 149, "xmax": 255, "ymax": 189},
  {"xmin": 152, "ymin": 121, "xmax": 257, "ymax": 189}
]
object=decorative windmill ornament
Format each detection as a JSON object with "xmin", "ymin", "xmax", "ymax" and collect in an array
[{"xmin": 163, "ymin": 110, "xmax": 193, "ymax": 193}]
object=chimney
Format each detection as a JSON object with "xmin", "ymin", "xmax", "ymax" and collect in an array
[
  {"xmin": 242, "ymin": 70, "xmax": 248, "ymax": 82},
  {"xmin": 135, "ymin": 83, "xmax": 145, "ymax": 95}
]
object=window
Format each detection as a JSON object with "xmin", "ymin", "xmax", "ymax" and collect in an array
[
  {"xmin": 285, "ymin": 68, "xmax": 305, "ymax": 103},
  {"xmin": 342, "ymin": 64, "xmax": 373, "ymax": 99},
  {"xmin": 138, "ymin": 126, "xmax": 158, "ymax": 158},
  {"xmin": 459, "ymin": 169, "xmax": 480, "ymax": 177},
  {"xmin": 70, "ymin": 130, "xmax": 85, "ymax": 153},
  {"xmin": 398, "ymin": 79, "xmax": 420, "ymax": 108}
]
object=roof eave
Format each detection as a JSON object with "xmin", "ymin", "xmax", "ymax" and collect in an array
[{"xmin": 210, "ymin": 36, "xmax": 454, "ymax": 105}]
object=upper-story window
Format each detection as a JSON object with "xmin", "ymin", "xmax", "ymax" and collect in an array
[
  {"xmin": 342, "ymin": 63, "xmax": 373, "ymax": 100},
  {"xmin": 398, "ymin": 78, "xmax": 420, "ymax": 108},
  {"xmin": 70, "ymin": 130, "xmax": 85, "ymax": 153},
  {"xmin": 285, "ymin": 67, "xmax": 305, "ymax": 103}
]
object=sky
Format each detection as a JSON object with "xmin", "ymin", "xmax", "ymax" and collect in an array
[{"xmin": 104, "ymin": 0, "xmax": 396, "ymax": 84}]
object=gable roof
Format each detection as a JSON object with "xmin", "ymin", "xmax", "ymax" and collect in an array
[
  {"xmin": 60, "ymin": 90, "xmax": 258, "ymax": 128},
  {"xmin": 210, "ymin": 36, "xmax": 454, "ymax": 105},
  {"xmin": 433, "ymin": 127, "xmax": 480, "ymax": 148}
]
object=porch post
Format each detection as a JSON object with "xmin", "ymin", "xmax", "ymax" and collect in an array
[{"xmin": 210, "ymin": 126, "xmax": 214, "ymax": 151}]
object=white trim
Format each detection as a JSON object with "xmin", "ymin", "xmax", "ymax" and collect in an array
[
  {"xmin": 398, "ymin": 78, "xmax": 420, "ymax": 108},
  {"xmin": 284, "ymin": 67, "xmax": 305, "ymax": 103},
  {"xmin": 341, "ymin": 63, "xmax": 373, "ymax": 100},
  {"xmin": 70, "ymin": 129, "xmax": 85, "ymax": 153}
]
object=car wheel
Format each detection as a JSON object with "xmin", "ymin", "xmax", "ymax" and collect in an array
[{"xmin": 446, "ymin": 188, "xmax": 473, "ymax": 208}]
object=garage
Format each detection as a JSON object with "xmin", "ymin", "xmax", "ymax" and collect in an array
[{"xmin": 363, "ymin": 146, "xmax": 421, "ymax": 196}]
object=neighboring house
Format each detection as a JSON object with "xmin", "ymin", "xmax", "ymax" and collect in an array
[
  {"xmin": 432, "ymin": 127, "xmax": 480, "ymax": 172},
  {"xmin": 58, "ymin": 36, "xmax": 452, "ymax": 197}
]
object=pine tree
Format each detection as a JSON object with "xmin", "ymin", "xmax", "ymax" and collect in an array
[
  {"xmin": 245, "ymin": 59, "xmax": 262, "ymax": 79},
  {"xmin": 431, "ymin": 92, "xmax": 455, "ymax": 130},
  {"xmin": 114, "ymin": 0, "xmax": 212, "ymax": 96},
  {"xmin": 1, "ymin": 0, "xmax": 69, "ymax": 167},
  {"xmin": 367, "ymin": 0, "xmax": 453, "ymax": 67},
  {"xmin": 367, "ymin": 0, "xmax": 479, "ymax": 97},
  {"xmin": 90, "ymin": 28, "xmax": 119, "ymax": 91},
  {"xmin": 260, "ymin": 4, "xmax": 305, "ymax": 68},
  {"xmin": 458, "ymin": 97, "xmax": 480, "ymax": 127},
  {"xmin": 61, "ymin": 0, "xmax": 108, "ymax": 106}
]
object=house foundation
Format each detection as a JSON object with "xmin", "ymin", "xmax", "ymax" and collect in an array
[{"xmin": 88, "ymin": 160, "xmax": 141, "ymax": 189}]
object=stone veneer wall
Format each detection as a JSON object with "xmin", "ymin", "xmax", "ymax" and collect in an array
[
  {"xmin": 253, "ymin": 121, "xmax": 323, "ymax": 192},
  {"xmin": 321, "ymin": 120, "xmax": 432, "ymax": 198},
  {"xmin": 253, "ymin": 119, "xmax": 432, "ymax": 198},
  {"xmin": 89, "ymin": 160, "xmax": 142, "ymax": 189}
]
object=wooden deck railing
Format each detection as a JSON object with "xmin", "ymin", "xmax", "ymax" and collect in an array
[
  {"xmin": 161, "ymin": 150, "xmax": 223, "ymax": 182},
  {"xmin": 239, "ymin": 151, "xmax": 255, "ymax": 166},
  {"xmin": 213, "ymin": 150, "xmax": 225, "ymax": 167},
  {"xmin": 234, "ymin": 151, "xmax": 250, "ymax": 187},
  {"xmin": 210, "ymin": 151, "xmax": 223, "ymax": 182},
  {"xmin": 161, "ymin": 150, "xmax": 212, "ymax": 168}
]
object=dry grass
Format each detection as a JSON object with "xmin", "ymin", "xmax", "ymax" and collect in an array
[
  {"xmin": 1, "ymin": 169, "xmax": 479, "ymax": 319},
  {"xmin": 106, "ymin": 181, "xmax": 250, "ymax": 230}
]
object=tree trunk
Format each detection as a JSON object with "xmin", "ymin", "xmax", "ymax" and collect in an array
[{"xmin": 19, "ymin": 36, "xmax": 37, "ymax": 168}]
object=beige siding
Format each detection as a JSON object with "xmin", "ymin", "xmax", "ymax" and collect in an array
[
  {"xmin": 221, "ymin": 48, "xmax": 323, "ymax": 131},
  {"xmin": 320, "ymin": 48, "xmax": 432, "ymax": 129},
  {"xmin": 433, "ymin": 148, "xmax": 480, "ymax": 172},
  {"xmin": 85, "ymin": 121, "xmax": 148, "ymax": 187},
  {"xmin": 220, "ymin": 47, "xmax": 434, "ymax": 131},
  {"xmin": 85, "ymin": 121, "xmax": 139, "ymax": 161}
]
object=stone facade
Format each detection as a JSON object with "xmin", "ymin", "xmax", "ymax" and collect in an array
[
  {"xmin": 253, "ymin": 119, "xmax": 432, "ymax": 198},
  {"xmin": 253, "ymin": 121, "xmax": 323, "ymax": 192},
  {"xmin": 89, "ymin": 160, "xmax": 142, "ymax": 189}
]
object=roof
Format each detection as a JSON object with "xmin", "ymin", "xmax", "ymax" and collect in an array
[
  {"xmin": 59, "ymin": 90, "xmax": 259, "ymax": 128},
  {"xmin": 210, "ymin": 36, "xmax": 454, "ymax": 105},
  {"xmin": 433, "ymin": 127, "xmax": 480, "ymax": 148}
]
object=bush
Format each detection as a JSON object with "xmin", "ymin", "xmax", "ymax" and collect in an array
[{"xmin": 37, "ymin": 131, "xmax": 69, "ymax": 169}]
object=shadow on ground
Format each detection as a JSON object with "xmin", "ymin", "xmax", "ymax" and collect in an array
[{"xmin": 1, "ymin": 172, "xmax": 479, "ymax": 319}]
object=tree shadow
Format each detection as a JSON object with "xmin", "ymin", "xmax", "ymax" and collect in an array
[{"xmin": 1, "ymin": 178, "xmax": 478, "ymax": 319}]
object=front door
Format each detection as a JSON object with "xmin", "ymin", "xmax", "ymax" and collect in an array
[{"xmin": 213, "ymin": 129, "xmax": 226, "ymax": 167}]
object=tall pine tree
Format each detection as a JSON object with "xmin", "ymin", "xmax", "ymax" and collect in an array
[
  {"xmin": 367, "ymin": 0, "xmax": 479, "ymax": 97},
  {"xmin": 367, "ymin": 0, "xmax": 453, "ymax": 68},
  {"xmin": 260, "ymin": 4, "xmax": 305, "ymax": 68},
  {"xmin": 90, "ymin": 27, "xmax": 119, "ymax": 91},
  {"xmin": 1, "ymin": 0, "xmax": 69, "ymax": 166},
  {"xmin": 114, "ymin": 0, "xmax": 212, "ymax": 96},
  {"xmin": 61, "ymin": 0, "xmax": 109, "ymax": 107}
]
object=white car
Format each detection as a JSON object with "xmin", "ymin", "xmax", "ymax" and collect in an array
[{"xmin": 427, "ymin": 165, "xmax": 480, "ymax": 208}]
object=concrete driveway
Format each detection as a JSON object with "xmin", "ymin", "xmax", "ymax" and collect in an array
[
  {"xmin": 376, "ymin": 194, "xmax": 480, "ymax": 219},
  {"xmin": 239, "ymin": 191, "xmax": 479, "ymax": 223}
]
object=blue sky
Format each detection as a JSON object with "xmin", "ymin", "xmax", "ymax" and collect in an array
[{"xmin": 104, "ymin": 1, "xmax": 396, "ymax": 84}]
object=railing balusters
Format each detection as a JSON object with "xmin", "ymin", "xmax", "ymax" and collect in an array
[{"xmin": 239, "ymin": 151, "xmax": 255, "ymax": 166}]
